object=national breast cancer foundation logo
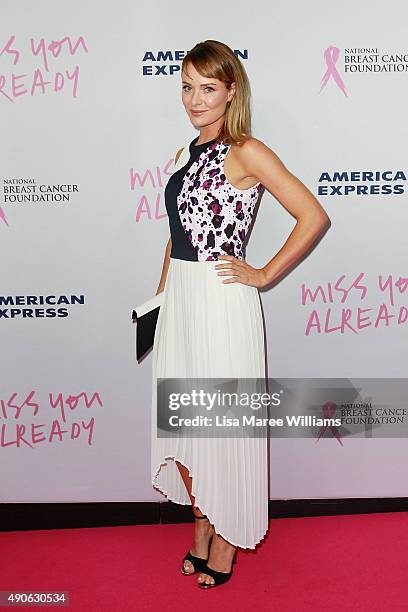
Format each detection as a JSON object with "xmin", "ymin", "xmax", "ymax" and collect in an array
[
  {"xmin": 0, "ymin": 206, "xmax": 8, "ymax": 226},
  {"xmin": 319, "ymin": 45, "xmax": 408, "ymax": 96},
  {"xmin": 319, "ymin": 46, "xmax": 348, "ymax": 97},
  {"xmin": 1, "ymin": 179, "xmax": 80, "ymax": 229}
]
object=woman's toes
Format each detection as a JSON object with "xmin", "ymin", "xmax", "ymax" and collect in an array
[
  {"xmin": 184, "ymin": 560, "xmax": 194, "ymax": 574},
  {"xmin": 198, "ymin": 573, "xmax": 214, "ymax": 585}
]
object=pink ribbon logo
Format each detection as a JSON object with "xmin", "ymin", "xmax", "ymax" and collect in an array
[
  {"xmin": 0, "ymin": 206, "xmax": 8, "ymax": 226},
  {"xmin": 315, "ymin": 401, "xmax": 343, "ymax": 445},
  {"xmin": 319, "ymin": 46, "xmax": 348, "ymax": 97}
]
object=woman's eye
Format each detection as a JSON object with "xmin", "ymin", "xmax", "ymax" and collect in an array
[{"xmin": 182, "ymin": 85, "xmax": 214, "ymax": 93}]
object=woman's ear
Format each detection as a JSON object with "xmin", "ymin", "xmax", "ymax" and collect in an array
[{"xmin": 227, "ymin": 82, "xmax": 236, "ymax": 103}]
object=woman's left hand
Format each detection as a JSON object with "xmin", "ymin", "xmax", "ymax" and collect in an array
[{"xmin": 215, "ymin": 255, "xmax": 268, "ymax": 288}]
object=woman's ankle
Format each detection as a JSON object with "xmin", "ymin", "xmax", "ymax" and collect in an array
[
  {"xmin": 207, "ymin": 534, "xmax": 236, "ymax": 562},
  {"xmin": 192, "ymin": 506, "xmax": 207, "ymax": 519}
]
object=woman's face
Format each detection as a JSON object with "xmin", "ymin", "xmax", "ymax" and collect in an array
[{"xmin": 181, "ymin": 62, "xmax": 235, "ymax": 130}]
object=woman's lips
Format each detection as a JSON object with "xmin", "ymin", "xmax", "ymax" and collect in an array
[{"xmin": 191, "ymin": 110, "xmax": 207, "ymax": 116}]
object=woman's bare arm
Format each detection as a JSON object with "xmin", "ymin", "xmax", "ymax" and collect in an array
[
  {"xmin": 236, "ymin": 138, "xmax": 331, "ymax": 286},
  {"xmin": 155, "ymin": 147, "xmax": 184, "ymax": 294},
  {"xmin": 156, "ymin": 237, "xmax": 172, "ymax": 294}
]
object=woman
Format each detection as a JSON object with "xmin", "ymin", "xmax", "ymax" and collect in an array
[{"xmin": 151, "ymin": 39, "xmax": 330, "ymax": 589}]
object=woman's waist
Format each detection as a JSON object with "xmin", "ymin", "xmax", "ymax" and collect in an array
[
  {"xmin": 167, "ymin": 256, "xmax": 259, "ymax": 296},
  {"xmin": 169, "ymin": 255, "xmax": 245, "ymax": 266}
]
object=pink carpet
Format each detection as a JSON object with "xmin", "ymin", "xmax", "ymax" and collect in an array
[{"xmin": 1, "ymin": 512, "xmax": 406, "ymax": 611}]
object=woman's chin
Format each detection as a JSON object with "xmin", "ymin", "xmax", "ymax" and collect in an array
[{"xmin": 188, "ymin": 114, "xmax": 210, "ymax": 128}]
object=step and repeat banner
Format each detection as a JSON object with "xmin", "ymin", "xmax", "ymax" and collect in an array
[{"xmin": 1, "ymin": 0, "xmax": 407, "ymax": 502}]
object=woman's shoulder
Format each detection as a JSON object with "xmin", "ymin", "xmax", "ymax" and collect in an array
[
  {"xmin": 230, "ymin": 136, "xmax": 285, "ymax": 178},
  {"xmin": 234, "ymin": 136, "xmax": 276, "ymax": 162},
  {"xmin": 230, "ymin": 136, "xmax": 272, "ymax": 163},
  {"xmin": 174, "ymin": 136, "xmax": 196, "ymax": 163},
  {"xmin": 235, "ymin": 136, "xmax": 269, "ymax": 153},
  {"xmin": 175, "ymin": 146, "xmax": 185, "ymax": 164}
]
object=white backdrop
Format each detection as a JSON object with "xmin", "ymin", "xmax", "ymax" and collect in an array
[{"xmin": 1, "ymin": 0, "xmax": 407, "ymax": 502}]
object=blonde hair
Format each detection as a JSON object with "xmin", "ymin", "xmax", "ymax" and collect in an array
[{"xmin": 182, "ymin": 40, "xmax": 252, "ymax": 146}]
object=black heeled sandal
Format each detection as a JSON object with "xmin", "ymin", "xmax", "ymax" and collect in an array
[
  {"xmin": 181, "ymin": 513, "xmax": 213, "ymax": 576},
  {"xmin": 198, "ymin": 550, "xmax": 237, "ymax": 589}
]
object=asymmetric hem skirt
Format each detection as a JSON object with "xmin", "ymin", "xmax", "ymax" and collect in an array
[{"xmin": 151, "ymin": 257, "xmax": 269, "ymax": 549}]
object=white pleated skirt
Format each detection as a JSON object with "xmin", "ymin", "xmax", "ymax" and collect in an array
[{"xmin": 151, "ymin": 257, "xmax": 269, "ymax": 549}]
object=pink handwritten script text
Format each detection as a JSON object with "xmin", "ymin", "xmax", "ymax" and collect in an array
[
  {"xmin": 0, "ymin": 35, "xmax": 88, "ymax": 102},
  {"xmin": 0, "ymin": 390, "xmax": 103, "ymax": 448},
  {"xmin": 130, "ymin": 157, "xmax": 175, "ymax": 222},
  {"xmin": 302, "ymin": 273, "xmax": 408, "ymax": 335}
]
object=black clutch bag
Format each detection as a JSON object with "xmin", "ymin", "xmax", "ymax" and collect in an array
[{"xmin": 131, "ymin": 292, "xmax": 164, "ymax": 362}]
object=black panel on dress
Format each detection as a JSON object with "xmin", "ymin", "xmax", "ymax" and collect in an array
[{"xmin": 165, "ymin": 136, "xmax": 216, "ymax": 261}]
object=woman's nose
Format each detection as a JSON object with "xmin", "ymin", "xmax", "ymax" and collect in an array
[{"xmin": 191, "ymin": 89, "xmax": 203, "ymax": 105}]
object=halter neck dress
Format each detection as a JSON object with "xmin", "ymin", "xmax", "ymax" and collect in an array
[{"xmin": 150, "ymin": 135, "xmax": 269, "ymax": 549}]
